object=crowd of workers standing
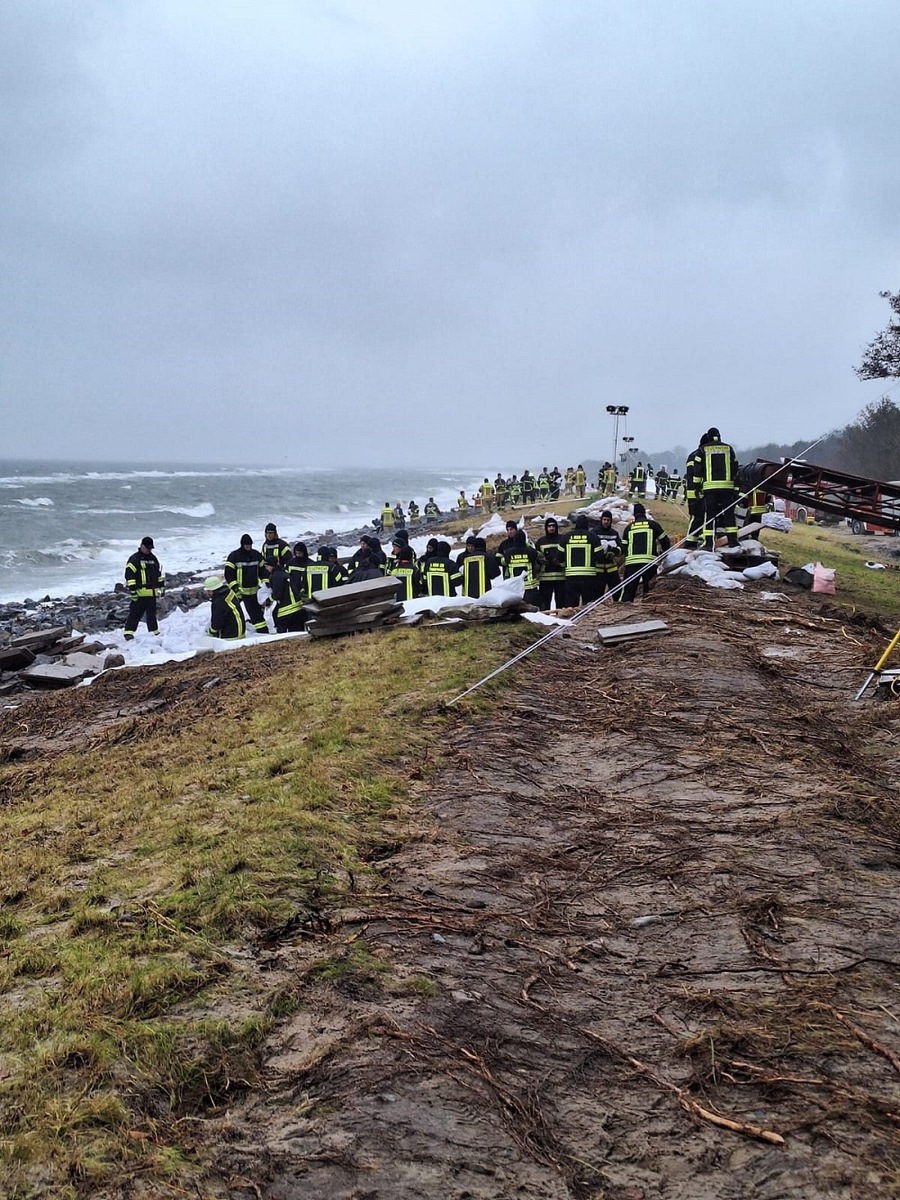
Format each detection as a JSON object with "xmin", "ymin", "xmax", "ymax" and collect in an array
[{"xmin": 122, "ymin": 428, "xmax": 753, "ymax": 641}]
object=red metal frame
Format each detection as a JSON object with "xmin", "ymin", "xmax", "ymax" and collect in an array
[{"xmin": 742, "ymin": 460, "xmax": 900, "ymax": 532}]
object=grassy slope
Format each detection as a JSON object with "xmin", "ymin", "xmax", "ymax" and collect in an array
[{"xmin": 0, "ymin": 623, "xmax": 533, "ymax": 1198}]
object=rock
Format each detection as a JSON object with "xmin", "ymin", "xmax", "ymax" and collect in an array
[
  {"xmin": 10, "ymin": 626, "xmax": 71, "ymax": 652},
  {"xmin": 45, "ymin": 635, "xmax": 87, "ymax": 657},
  {"xmin": 61, "ymin": 652, "xmax": 108, "ymax": 676},
  {"xmin": 103, "ymin": 653, "xmax": 126, "ymax": 669},
  {"xmin": 0, "ymin": 646, "xmax": 37, "ymax": 671}
]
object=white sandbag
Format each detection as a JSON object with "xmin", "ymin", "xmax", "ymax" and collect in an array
[
  {"xmin": 742, "ymin": 561, "xmax": 779, "ymax": 580},
  {"xmin": 761, "ymin": 512, "xmax": 793, "ymax": 532},
  {"xmin": 478, "ymin": 513, "xmax": 509, "ymax": 536},
  {"xmin": 706, "ymin": 574, "xmax": 745, "ymax": 589}
]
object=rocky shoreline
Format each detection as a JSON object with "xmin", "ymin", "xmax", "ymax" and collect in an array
[{"xmin": 0, "ymin": 519, "xmax": 439, "ymax": 697}]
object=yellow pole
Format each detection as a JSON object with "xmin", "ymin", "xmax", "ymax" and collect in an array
[{"xmin": 855, "ymin": 627, "xmax": 900, "ymax": 700}]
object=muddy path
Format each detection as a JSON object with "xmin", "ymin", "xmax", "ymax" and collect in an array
[{"xmin": 176, "ymin": 581, "xmax": 900, "ymax": 1199}]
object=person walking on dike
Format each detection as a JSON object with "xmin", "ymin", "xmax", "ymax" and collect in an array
[
  {"xmin": 380, "ymin": 502, "xmax": 395, "ymax": 533},
  {"xmin": 630, "ymin": 461, "xmax": 647, "ymax": 499},
  {"xmin": 479, "ymin": 478, "xmax": 495, "ymax": 513},
  {"xmin": 621, "ymin": 503, "xmax": 671, "ymax": 603},
  {"xmin": 123, "ymin": 537, "xmax": 164, "ymax": 640},
  {"xmin": 204, "ymin": 576, "xmax": 246, "ymax": 640},
  {"xmin": 224, "ymin": 534, "xmax": 268, "ymax": 633},
  {"xmin": 574, "ymin": 464, "xmax": 587, "ymax": 498}
]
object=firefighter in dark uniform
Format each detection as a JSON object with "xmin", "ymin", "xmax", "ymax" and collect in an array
[
  {"xmin": 595, "ymin": 510, "xmax": 624, "ymax": 600},
  {"xmin": 742, "ymin": 488, "xmax": 770, "ymax": 528},
  {"xmin": 682, "ymin": 431, "xmax": 709, "ymax": 549},
  {"xmin": 260, "ymin": 523, "xmax": 291, "ymax": 572},
  {"xmin": 269, "ymin": 559, "xmax": 306, "ymax": 632},
  {"xmin": 458, "ymin": 536, "xmax": 501, "ymax": 598},
  {"xmin": 535, "ymin": 517, "xmax": 567, "ymax": 610},
  {"xmin": 224, "ymin": 534, "xmax": 267, "ymax": 632},
  {"xmin": 621, "ymin": 503, "xmax": 670, "ymax": 602},
  {"xmin": 696, "ymin": 428, "xmax": 739, "ymax": 549},
  {"xmin": 499, "ymin": 529, "xmax": 541, "ymax": 606},
  {"xmin": 563, "ymin": 515, "xmax": 600, "ymax": 607},
  {"xmin": 306, "ymin": 546, "xmax": 347, "ymax": 594},
  {"xmin": 204, "ymin": 576, "xmax": 246, "ymax": 639},
  {"xmin": 420, "ymin": 540, "xmax": 462, "ymax": 597},
  {"xmin": 497, "ymin": 519, "xmax": 522, "ymax": 560},
  {"xmin": 390, "ymin": 545, "xmax": 425, "ymax": 601},
  {"xmin": 123, "ymin": 537, "xmax": 164, "ymax": 639}
]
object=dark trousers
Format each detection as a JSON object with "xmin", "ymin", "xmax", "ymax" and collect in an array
[
  {"xmin": 621, "ymin": 562, "xmax": 657, "ymax": 603},
  {"xmin": 237, "ymin": 591, "xmax": 268, "ymax": 631},
  {"xmin": 124, "ymin": 595, "xmax": 158, "ymax": 636},
  {"xmin": 275, "ymin": 608, "xmax": 305, "ymax": 633},
  {"xmin": 684, "ymin": 499, "xmax": 705, "ymax": 546},
  {"xmin": 565, "ymin": 575, "xmax": 597, "ymax": 607},
  {"xmin": 596, "ymin": 568, "xmax": 621, "ymax": 601},
  {"xmin": 703, "ymin": 490, "xmax": 739, "ymax": 546},
  {"xmin": 538, "ymin": 579, "xmax": 567, "ymax": 610}
]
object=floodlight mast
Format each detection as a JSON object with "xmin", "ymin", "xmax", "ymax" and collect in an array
[{"xmin": 605, "ymin": 404, "xmax": 629, "ymax": 467}]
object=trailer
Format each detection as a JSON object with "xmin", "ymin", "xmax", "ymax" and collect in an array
[{"xmin": 736, "ymin": 461, "xmax": 900, "ymax": 534}]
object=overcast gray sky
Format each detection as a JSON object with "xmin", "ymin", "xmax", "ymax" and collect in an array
[{"xmin": 2, "ymin": 0, "xmax": 898, "ymax": 466}]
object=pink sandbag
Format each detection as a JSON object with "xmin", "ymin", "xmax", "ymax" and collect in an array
[{"xmin": 812, "ymin": 562, "xmax": 836, "ymax": 594}]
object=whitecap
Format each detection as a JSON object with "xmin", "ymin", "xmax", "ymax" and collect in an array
[
  {"xmin": 16, "ymin": 496, "xmax": 54, "ymax": 507},
  {"xmin": 156, "ymin": 503, "xmax": 215, "ymax": 519}
]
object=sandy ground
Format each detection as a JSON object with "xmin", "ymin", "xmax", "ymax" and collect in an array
[{"xmin": 5, "ymin": 576, "xmax": 900, "ymax": 1198}]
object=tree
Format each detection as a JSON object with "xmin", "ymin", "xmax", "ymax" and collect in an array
[
  {"xmin": 837, "ymin": 398, "xmax": 900, "ymax": 480},
  {"xmin": 855, "ymin": 290, "xmax": 900, "ymax": 380}
]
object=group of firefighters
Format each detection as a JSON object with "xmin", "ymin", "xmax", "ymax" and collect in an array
[{"xmin": 122, "ymin": 427, "xmax": 757, "ymax": 641}]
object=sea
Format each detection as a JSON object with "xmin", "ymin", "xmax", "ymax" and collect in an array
[{"xmin": 0, "ymin": 460, "xmax": 492, "ymax": 605}]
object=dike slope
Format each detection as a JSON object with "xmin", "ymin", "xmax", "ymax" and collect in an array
[{"xmin": 180, "ymin": 580, "xmax": 900, "ymax": 1200}]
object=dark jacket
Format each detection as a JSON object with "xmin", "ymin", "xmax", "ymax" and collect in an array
[
  {"xmin": 208, "ymin": 586, "xmax": 245, "ymax": 639},
  {"xmin": 125, "ymin": 550, "xmax": 163, "ymax": 597},
  {"xmin": 224, "ymin": 546, "xmax": 264, "ymax": 595}
]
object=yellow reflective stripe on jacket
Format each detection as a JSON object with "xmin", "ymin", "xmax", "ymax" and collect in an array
[
  {"xmin": 626, "ymin": 521, "xmax": 655, "ymax": 563},
  {"xmin": 565, "ymin": 535, "xmax": 595, "ymax": 575},
  {"xmin": 505, "ymin": 552, "xmax": 535, "ymax": 587},
  {"xmin": 702, "ymin": 444, "xmax": 735, "ymax": 489}
]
